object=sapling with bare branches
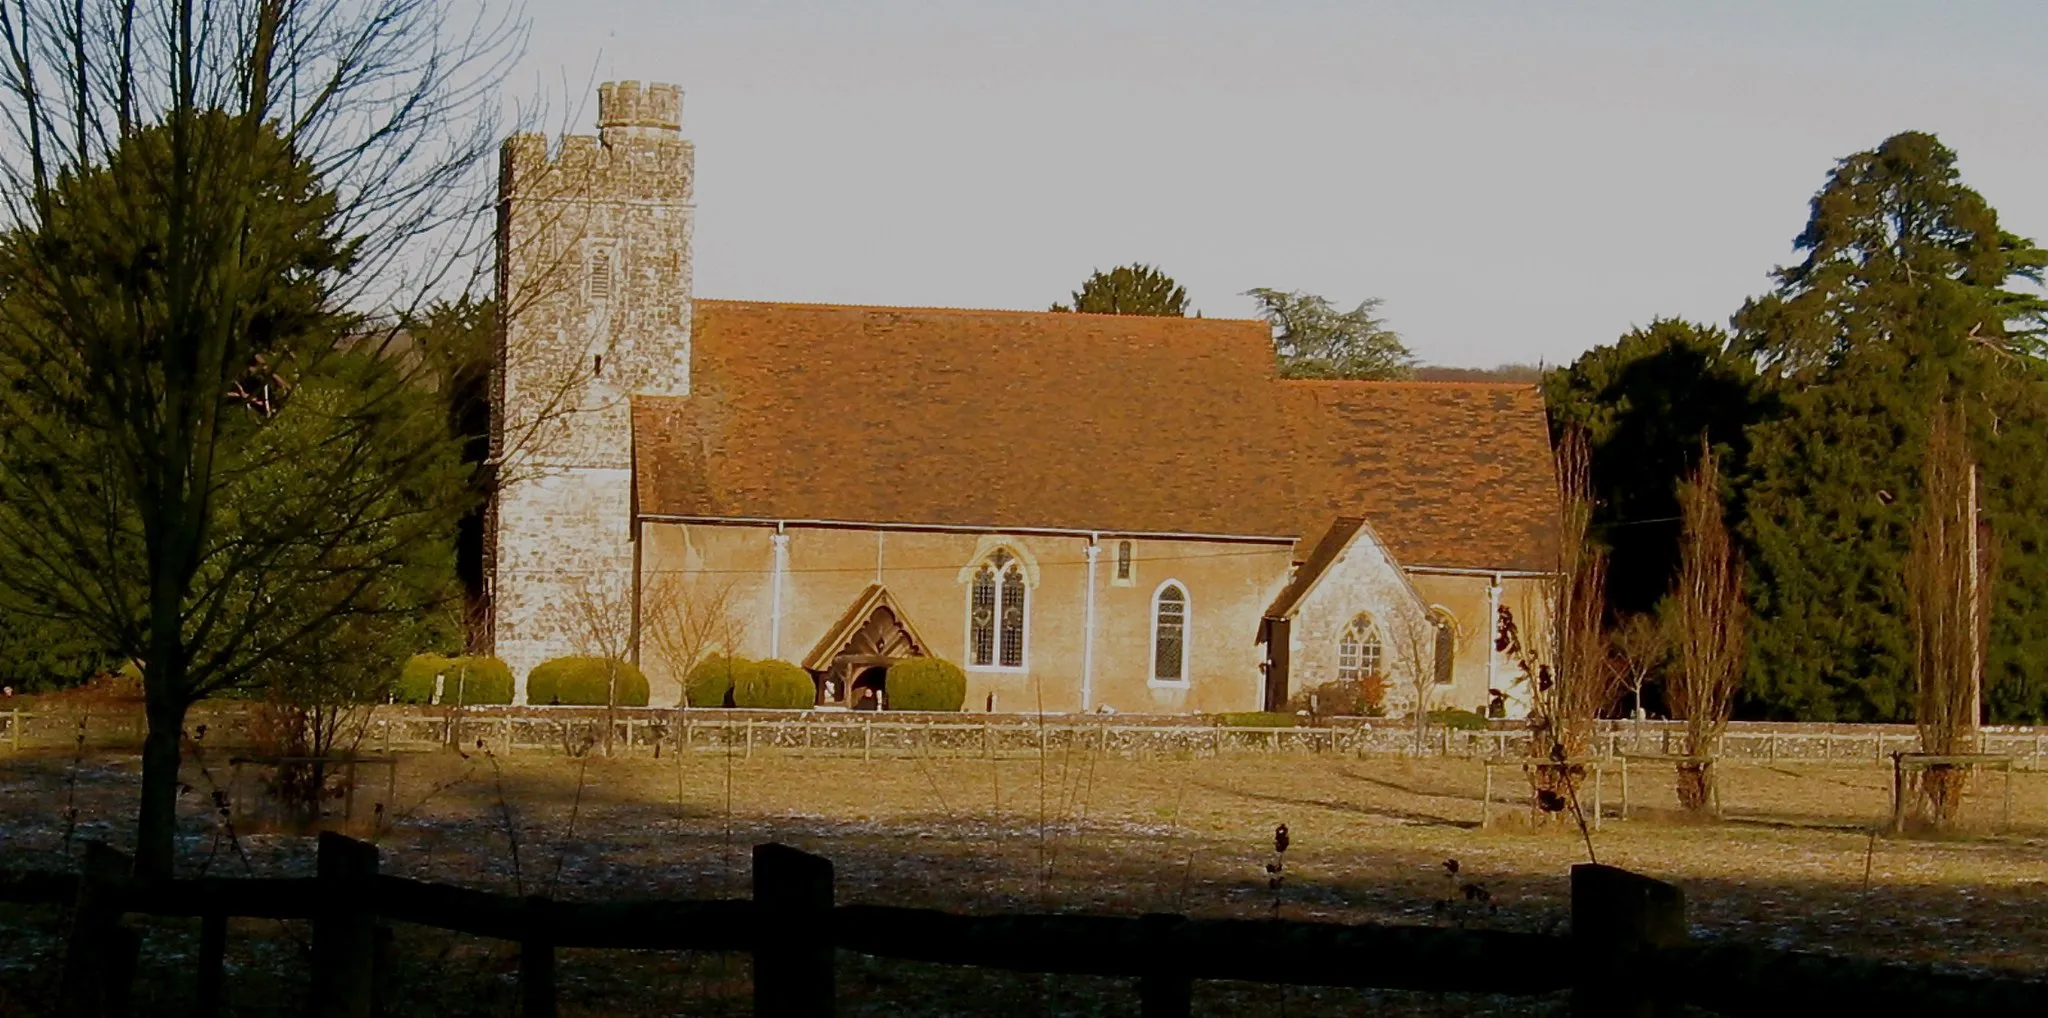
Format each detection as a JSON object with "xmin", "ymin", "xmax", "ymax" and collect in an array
[
  {"xmin": 1908, "ymin": 401, "xmax": 1995, "ymax": 827},
  {"xmin": 1386, "ymin": 607, "xmax": 1442, "ymax": 754},
  {"xmin": 1667, "ymin": 441, "xmax": 1745, "ymax": 815},
  {"xmin": 1607, "ymin": 612, "xmax": 1666, "ymax": 723},
  {"xmin": 1499, "ymin": 427, "xmax": 1613, "ymax": 820},
  {"xmin": 642, "ymin": 574, "xmax": 745, "ymax": 707},
  {"xmin": 566, "ymin": 576, "xmax": 636, "ymax": 755}
]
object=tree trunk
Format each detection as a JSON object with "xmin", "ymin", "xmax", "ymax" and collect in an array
[
  {"xmin": 136, "ymin": 691, "xmax": 190, "ymax": 880},
  {"xmin": 1675, "ymin": 761, "xmax": 1713, "ymax": 814}
]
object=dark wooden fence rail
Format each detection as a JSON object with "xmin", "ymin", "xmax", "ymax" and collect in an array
[{"xmin": 7, "ymin": 833, "xmax": 2048, "ymax": 1018}]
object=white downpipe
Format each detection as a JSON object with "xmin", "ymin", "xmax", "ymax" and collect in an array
[
  {"xmin": 769, "ymin": 526, "xmax": 790, "ymax": 659},
  {"xmin": 1485, "ymin": 573, "xmax": 1502, "ymax": 702},
  {"xmin": 1082, "ymin": 538, "xmax": 1100, "ymax": 712}
]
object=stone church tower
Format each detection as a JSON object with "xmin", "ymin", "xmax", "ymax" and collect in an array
[{"xmin": 489, "ymin": 82, "xmax": 694, "ymax": 691}]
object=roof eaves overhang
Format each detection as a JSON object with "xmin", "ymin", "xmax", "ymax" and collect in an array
[{"xmin": 635, "ymin": 512, "xmax": 1300, "ymax": 546}]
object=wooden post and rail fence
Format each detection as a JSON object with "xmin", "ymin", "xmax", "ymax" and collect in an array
[{"xmin": 8, "ymin": 834, "xmax": 2048, "ymax": 1018}]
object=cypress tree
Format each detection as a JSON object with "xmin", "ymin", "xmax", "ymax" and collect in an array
[{"xmin": 1738, "ymin": 132, "xmax": 2048, "ymax": 722}]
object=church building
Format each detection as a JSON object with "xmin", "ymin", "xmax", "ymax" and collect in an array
[{"xmin": 487, "ymin": 82, "xmax": 1561, "ymax": 716}]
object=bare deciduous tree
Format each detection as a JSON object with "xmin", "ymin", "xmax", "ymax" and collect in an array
[
  {"xmin": 1909, "ymin": 401, "xmax": 1994, "ymax": 827},
  {"xmin": 1607, "ymin": 612, "xmax": 1666, "ymax": 723},
  {"xmin": 1386, "ymin": 607, "xmax": 1441, "ymax": 754},
  {"xmin": 1667, "ymin": 441, "xmax": 1745, "ymax": 815},
  {"xmin": 566, "ymin": 576, "xmax": 636, "ymax": 755},
  {"xmin": 642, "ymin": 574, "xmax": 744, "ymax": 708},
  {"xmin": 1498, "ymin": 427, "xmax": 1612, "ymax": 829},
  {"xmin": 0, "ymin": 0, "xmax": 520, "ymax": 878}
]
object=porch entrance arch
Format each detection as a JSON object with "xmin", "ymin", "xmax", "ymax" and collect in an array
[{"xmin": 803, "ymin": 584, "xmax": 933, "ymax": 708}]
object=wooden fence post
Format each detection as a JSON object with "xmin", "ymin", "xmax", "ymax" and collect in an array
[
  {"xmin": 1480, "ymin": 761, "xmax": 1493, "ymax": 829},
  {"xmin": 195, "ymin": 911, "xmax": 228, "ymax": 1017},
  {"xmin": 1137, "ymin": 913, "xmax": 1193, "ymax": 1017},
  {"xmin": 753, "ymin": 843, "xmax": 835, "ymax": 1018},
  {"xmin": 1571, "ymin": 863, "xmax": 1686, "ymax": 1017},
  {"xmin": 60, "ymin": 841, "xmax": 136, "ymax": 1018},
  {"xmin": 311, "ymin": 833, "xmax": 379, "ymax": 1018},
  {"xmin": 1890, "ymin": 752, "xmax": 1908, "ymax": 834},
  {"xmin": 521, "ymin": 896, "xmax": 558, "ymax": 1018}
]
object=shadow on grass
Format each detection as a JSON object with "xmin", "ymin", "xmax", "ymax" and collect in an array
[{"xmin": 1193, "ymin": 780, "xmax": 1480, "ymax": 831}]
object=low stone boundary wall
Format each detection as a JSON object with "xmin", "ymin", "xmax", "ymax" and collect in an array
[{"xmin": 6, "ymin": 704, "xmax": 2048, "ymax": 767}]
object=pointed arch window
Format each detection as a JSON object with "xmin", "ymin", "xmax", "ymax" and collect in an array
[
  {"xmin": 1338, "ymin": 614, "xmax": 1382, "ymax": 683},
  {"xmin": 1151, "ymin": 582, "xmax": 1189, "ymax": 685},
  {"xmin": 1115, "ymin": 540, "xmax": 1133, "ymax": 583},
  {"xmin": 969, "ymin": 549, "xmax": 1028, "ymax": 669},
  {"xmin": 1430, "ymin": 608, "xmax": 1458, "ymax": 685}
]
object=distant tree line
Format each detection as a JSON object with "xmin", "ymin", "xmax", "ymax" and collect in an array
[{"xmin": 1548, "ymin": 131, "xmax": 2048, "ymax": 724}]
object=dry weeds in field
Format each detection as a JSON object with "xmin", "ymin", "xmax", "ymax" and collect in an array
[{"xmin": 4, "ymin": 748, "xmax": 2048, "ymax": 1014}]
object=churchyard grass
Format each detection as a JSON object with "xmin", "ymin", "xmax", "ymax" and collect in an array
[{"xmin": 3, "ymin": 742, "xmax": 2047, "ymax": 1015}]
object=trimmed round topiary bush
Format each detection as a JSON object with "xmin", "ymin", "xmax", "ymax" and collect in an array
[
  {"xmin": 395, "ymin": 655, "xmax": 513, "ymax": 705},
  {"xmin": 445, "ymin": 657, "xmax": 514, "ymax": 705},
  {"xmin": 734, "ymin": 659, "xmax": 815, "ymax": 710},
  {"xmin": 884, "ymin": 656, "xmax": 966, "ymax": 712},
  {"xmin": 395, "ymin": 654, "xmax": 447, "ymax": 704},
  {"xmin": 683, "ymin": 655, "xmax": 749, "ymax": 708},
  {"xmin": 527, "ymin": 657, "xmax": 649, "ymax": 707}
]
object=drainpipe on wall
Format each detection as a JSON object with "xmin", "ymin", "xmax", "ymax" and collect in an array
[
  {"xmin": 770, "ymin": 524, "xmax": 789, "ymax": 660},
  {"xmin": 1485, "ymin": 573, "xmax": 1502, "ymax": 700},
  {"xmin": 1082, "ymin": 536, "xmax": 1100, "ymax": 712}
]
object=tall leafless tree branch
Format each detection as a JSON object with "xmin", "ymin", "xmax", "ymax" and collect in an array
[{"xmin": 1667, "ymin": 440, "xmax": 1745, "ymax": 815}]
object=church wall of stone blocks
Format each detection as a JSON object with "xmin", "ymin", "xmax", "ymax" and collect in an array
[{"xmin": 490, "ymin": 81, "xmax": 696, "ymax": 692}]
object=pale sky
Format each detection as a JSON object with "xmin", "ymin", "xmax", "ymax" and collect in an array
[{"xmin": 513, "ymin": 1, "xmax": 2048, "ymax": 368}]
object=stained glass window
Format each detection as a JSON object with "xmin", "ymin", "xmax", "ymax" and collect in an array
[
  {"xmin": 970, "ymin": 568, "xmax": 997, "ymax": 667},
  {"xmin": 969, "ymin": 549, "xmax": 1028, "ymax": 668},
  {"xmin": 1153, "ymin": 584, "xmax": 1187, "ymax": 682},
  {"xmin": 1338, "ymin": 614, "xmax": 1382, "ymax": 683},
  {"xmin": 1116, "ymin": 541, "xmax": 1132, "ymax": 581},
  {"xmin": 1000, "ymin": 569, "xmax": 1026, "ymax": 668}
]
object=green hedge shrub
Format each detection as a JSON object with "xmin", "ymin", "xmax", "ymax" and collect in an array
[
  {"xmin": 684, "ymin": 655, "xmax": 749, "ymax": 708},
  {"xmin": 527, "ymin": 657, "xmax": 649, "ymax": 707},
  {"xmin": 1426, "ymin": 707, "xmax": 1489, "ymax": 731},
  {"xmin": 884, "ymin": 657, "xmax": 966, "ymax": 712},
  {"xmin": 1214, "ymin": 711, "xmax": 1296, "ymax": 728},
  {"xmin": 395, "ymin": 655, "xmax": 513, "ymax": 705},
  {"xmin": 735, "ymin": 659, "xmax": 815, "ymax": 710},
  {"xmin": 395, "ymin": 655, "xmax": 444, "ymax": 704}
]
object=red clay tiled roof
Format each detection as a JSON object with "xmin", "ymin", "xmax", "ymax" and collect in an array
[
  {"xmin": 1262, "ymin": 518, "xmax": 1368, "ymax": 619},
  {"xmin": 633, "ymin": 300, "xmax": 1558, "ymax": 571}
]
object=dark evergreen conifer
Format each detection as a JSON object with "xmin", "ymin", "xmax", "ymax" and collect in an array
[
  {"xmin": 1738, "ymin": 132, "xmax": 2048, "ymax": 722},
  {"xmin": 1051, "ymin": 263, "xmax": 1190, "ymax": 316},
  {"xmin": 1544, "ymin": 319, "xmax": 1769, "ymax": 618}
]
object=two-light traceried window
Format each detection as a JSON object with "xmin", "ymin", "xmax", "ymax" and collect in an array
[
  {"xmin": 970, "ymin": 549, "xmax": 1027, "ymax": 668},
  {"xmin": 1153, "ymin": 583, "xmax": 1187, "ymax": 683},
  {"xmin": 1338, "ymin": 613, "xmax": 1382, "ymax": 682}
]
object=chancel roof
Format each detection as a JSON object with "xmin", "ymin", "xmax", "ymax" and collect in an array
[{"xmin": 632, "ymin": 300, "xmax": 1559, "ymax": 572}]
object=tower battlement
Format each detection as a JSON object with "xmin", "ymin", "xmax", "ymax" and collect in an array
[
  {"xmin": 599, "ymin": 81, "xmax": 681, "ymax": 136},
  {"xmin": 500, "ymin": 81, "xmax": 693, "ymax": 202}
]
